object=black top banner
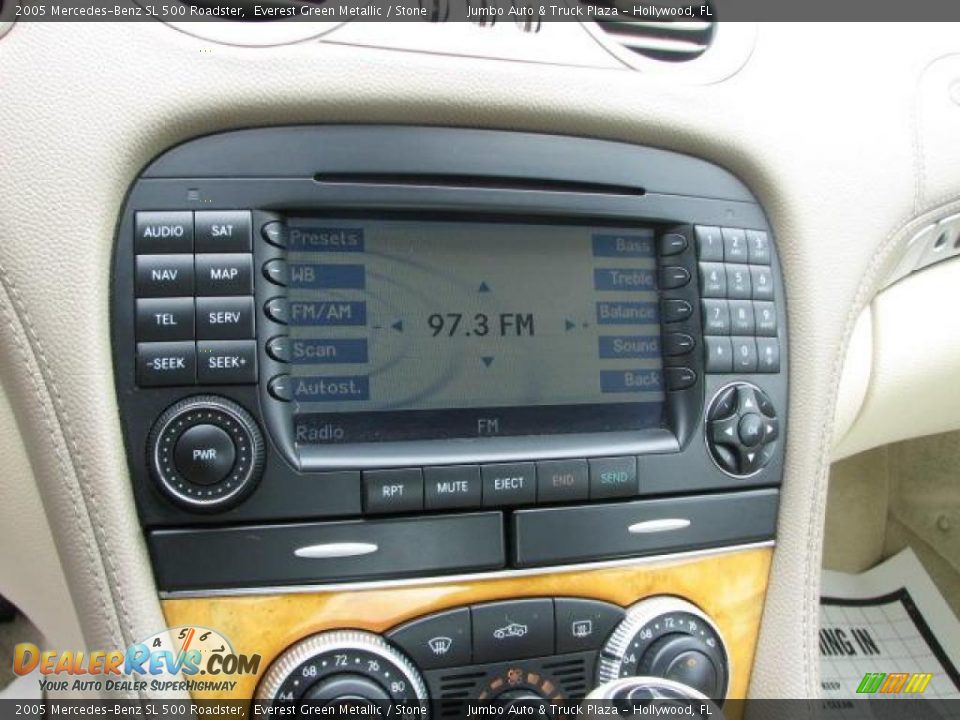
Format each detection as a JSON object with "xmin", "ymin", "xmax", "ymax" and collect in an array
[{"xmin": 6, "ymin": 0, "xmax": 960, "ymax": 22}]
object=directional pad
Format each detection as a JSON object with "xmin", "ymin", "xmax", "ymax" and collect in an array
[{"xmin": 706, "ymin": 384, "xmax": 778, "ymax": 476}]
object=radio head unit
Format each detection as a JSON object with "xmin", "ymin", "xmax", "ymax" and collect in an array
[{"xmin": 112, "ymin": 127, "xmax": 786, "ymax": 554}]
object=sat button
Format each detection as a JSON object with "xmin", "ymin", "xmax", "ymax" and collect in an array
[{"xmin": 195, "ymin": 211, "xmax": 252, "ymax": 253}]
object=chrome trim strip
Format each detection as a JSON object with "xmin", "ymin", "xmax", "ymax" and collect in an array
[
  {"xmin": 627, "ymin": 518, "xmax": 691, "ymax": 534},
  {"xmin": 293, "ymin": 542, "xmax": 378, "ymax": 559},
  {"xmin": 158, "ymin": 540, "xmax": 774, "ymax": 599}
]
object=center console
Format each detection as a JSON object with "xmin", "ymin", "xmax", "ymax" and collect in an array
[{"xmin": 112, "ymin": 126, "xmax": 786, "ymax": 705}]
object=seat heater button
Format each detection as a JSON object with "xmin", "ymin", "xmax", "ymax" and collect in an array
[
  {"xmin": 195, "ymin": 210, "xmax": 252, "ymax": 253},
  {"xmin": 173, "ymin": 424, "xmax": 236, "ymax": 486}
]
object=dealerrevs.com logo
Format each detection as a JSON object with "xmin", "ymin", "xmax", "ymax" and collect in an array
[
  {"xmin": 12, "ymin": 626, "xmax": 261, "ymax": 694},
  {"xmin": 856, "ymin": 672, "xmax": 933, "ymax": 694}
]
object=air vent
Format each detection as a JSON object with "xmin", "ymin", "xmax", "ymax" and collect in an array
[{"xmin": 579, "ymin": 2, "xmax": 716, "ymax": 63}]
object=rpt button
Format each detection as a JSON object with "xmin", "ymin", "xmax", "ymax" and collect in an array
[{"xmin": 364, "ymin": 469, "xmax": 424, "ymax": 514}]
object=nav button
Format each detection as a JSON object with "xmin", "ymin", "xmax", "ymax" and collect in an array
[
  {"xmin": 387, "ymin": 608, "xmax": 472, "ymax": 670},
  {"xmin": 481, "ymin": 463, "xmax": 536, "ymax": 507}
]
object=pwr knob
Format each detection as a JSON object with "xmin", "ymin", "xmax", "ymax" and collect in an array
[{"xmin": 148, "ymin": 396, "xmax": 264, "ymax": 511}]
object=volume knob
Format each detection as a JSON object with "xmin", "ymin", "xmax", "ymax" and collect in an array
[{"xmin": 148, "ymin": 395, "xmax": 264, "ymax": 511}]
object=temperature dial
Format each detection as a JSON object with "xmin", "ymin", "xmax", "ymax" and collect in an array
[
  {"xmin": 598, "ymin": 597, "xmax": 729, "ymax": 701},
  {"xmin": 256, "ymin": 630, "xmax": 428, "ymax": 712}
]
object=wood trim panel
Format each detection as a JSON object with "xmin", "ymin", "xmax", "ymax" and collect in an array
[{"xmin": 162, "ymin": 547, "xmax": 771, "ymax": 702}]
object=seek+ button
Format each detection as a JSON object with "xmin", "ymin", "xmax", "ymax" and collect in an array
[
  {"xmin": 481, "ymin": 463, "xmax": 536, "ymax": 507},
  {"xmin": 364, "ymin": 469, "xmax": 424, "ymax": 514},
  {"xmin": 197, "ymin": 340, "xmax": 257, "ymax": 384},
  {"xmin": 173, "ymin": 424, "xmax": 236, "ymax": 486}
]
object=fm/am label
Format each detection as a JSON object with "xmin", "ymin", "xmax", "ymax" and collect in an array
[
  {"xmin": 289, "ymin": 301, "xmax": 366, "ymax": 326},
  {"xmin": 591, "ymin": 232, "xmax": 655, "ymax": 258},
  {"xmin": 288, "ymin": 226, "xmax": 364, "ymax": 252}
]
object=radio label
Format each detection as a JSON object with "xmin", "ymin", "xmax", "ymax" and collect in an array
[
  {"xmin": 287, "ymin": 226, "xmax": 365, "ymax": 252},
  {"xmin": 598, "ymin": 335, "xmax": 661, "ymax": 359},
  {"xmin": 290, "ymin": 263, "xmax": 366, "ymax": 290},
  {"xmin": 289, "ymin": 301, "xmax": 367, "ymax": 326},
  {"xmin": 593, "ymin": 268, "xmax": 656, "ymax": 291},
  {"xmin": 293, "ymin": 376, "xmax": 370, "ymax": 402},
  {"xmin": 591, "ymin": 232, "xmax": 655, "ymax": 258},
  {"xmin": 600, "ymin": 369, "xmax": 663, "ymax": 393},
  {"xmin": 291, "ymin": 339, "xmax": 369, "ymax": 364},
  {"xmin": 596, "ymin": 301, "xmax": 659, "ymax": 325}
]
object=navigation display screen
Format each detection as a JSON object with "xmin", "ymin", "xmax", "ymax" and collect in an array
[{"xmin": 286, "ymin": 218, "xmax": 665, "ymax": 444}]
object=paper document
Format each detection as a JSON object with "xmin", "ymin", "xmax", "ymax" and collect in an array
[{"xmin": 820, "ymin": 548, "xmax": 960, "ymax": 706}]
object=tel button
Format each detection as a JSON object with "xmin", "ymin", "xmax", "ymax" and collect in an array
[
  {"xmin": 554, "ymin": 598, "xmax": 625, "ymax": 653},
  {"xmin": 364, "ymin": 468, "xmax": 424, "ymax": 514},
  {"xmin": 472, "ymin": 599, "xmax": 554, "ymax": 663},
  {"xmin": 387, "ymin": 608, "xmax": 472, "ymax": 670},
  {"xmin": 173, "ymin": 424, "xmax": 236, "ymax": 486},
  {"xmin": 481, "ymin": 463, "xmax": 536, "ymax": 507},
  {"xmin": 136, "ymin": 298, "xmax": 195, "ymax": 342}
]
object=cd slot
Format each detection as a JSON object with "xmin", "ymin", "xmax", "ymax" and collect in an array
[{"xmin": 312, "ymin": 173, "xmax": 646, "ymax": 197}]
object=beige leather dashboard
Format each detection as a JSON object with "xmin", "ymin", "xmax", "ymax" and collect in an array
[{"xmin": 2, "ymin": 21, "xmax": 960, "ymax": 700}]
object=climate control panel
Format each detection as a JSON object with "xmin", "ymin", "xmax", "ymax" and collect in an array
[{"xmin": 254, "ymin": 596, "xmax": 729, "ymax": 709}]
